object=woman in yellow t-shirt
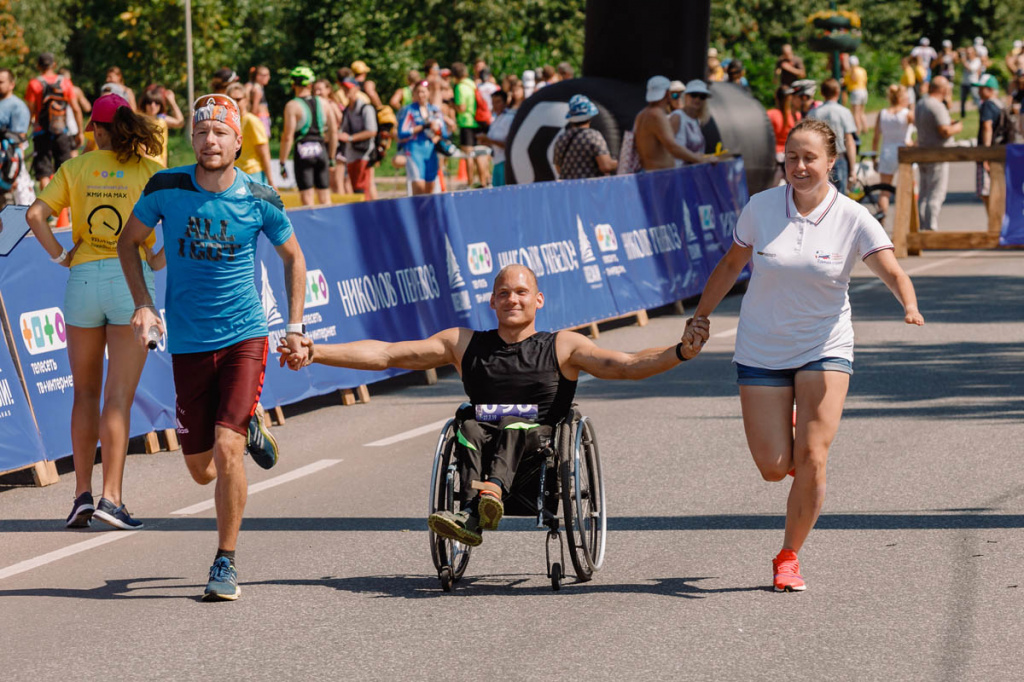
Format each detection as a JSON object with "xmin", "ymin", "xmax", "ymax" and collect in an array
[
  {"xmin": 23, "ymin": 93, "xmax": 164, "ymax": 530},
  {"xmin": 226, "ymin": 82, "xmax": 276, "ymax": 188},
  {"xmin": 843, "ymin": 55, "xmax": 869, "ymax": 133},
  {"xmin": 139, "ymin": 87, "xmax": 185, "ymax": 167}
]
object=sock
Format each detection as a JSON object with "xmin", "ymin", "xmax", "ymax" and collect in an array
[
  {"xmin": 486, "ymin": 477, "xmax": 504, "ymax": 492},
  {"xmin": 216, "ymin": 549, "xmax": 236, "ymax": 567}
]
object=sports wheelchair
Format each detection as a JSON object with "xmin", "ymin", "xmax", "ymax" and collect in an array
[{"xmin": 428, "ymin": 403, "xmax": 606, "ymax": 592}]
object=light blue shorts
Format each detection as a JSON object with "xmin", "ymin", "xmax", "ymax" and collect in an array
[
  {"xmin": 736, "ymin": 357, "xmax": 853, "ymax": 387},
  {"xmin": 64, "ymin": 258, "xmax": 155, "ymax": 328}
]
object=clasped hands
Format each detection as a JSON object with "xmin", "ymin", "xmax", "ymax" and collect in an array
[
  {"xmin": 278, "ymin": 335, "xmax": 315, "ymax": 370},
  {"xmin": 680, "ymin": 315, "xmax": 711, "ymax": 359}
]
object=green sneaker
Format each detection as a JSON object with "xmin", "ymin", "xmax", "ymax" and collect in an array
[
  {"xmin": 477, "ymin": 494, "xmax": 503, "ymax": 531},
  {"xmin": 428, "ymin": 510, "xmax": 482, "ymax": 547}
]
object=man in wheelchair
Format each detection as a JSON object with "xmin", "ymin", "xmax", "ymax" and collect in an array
[{"xmin": 279, "ymin": 264, "xmax": 709, "ymax": 546}]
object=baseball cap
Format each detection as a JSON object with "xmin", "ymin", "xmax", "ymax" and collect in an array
[
  {"xmin": 646, "ymin": 75, "xmax": 671, "ymax": 102},
  {"xmin": 85, "ymin": 93, "xmax": 130, "ymax": 131},
  {"xmin": 351, "ymin": 60, "xmax": 371, "ymax": 76},
  {"xmin": 684, "ymin": 80, "xmax": 711, "ymax": 97},
  {"xmin": 974, "ymin": 36, "xmax": 984, "ymax": 45},
  {"xmin": 668, "ymin": 80, "xmax": 686, "ymax": 93},
  {"xmin": 920, "ymin": 37, "xmax": 930, "ymax": 46},
  {"xmin": 707, "ymin": 47, "xmax": 719, "ymax": 58},
  {"xmin": 942, "ymin": 39, "xmax": 953, "ymax": 48},
  {"xmin": 849, "ymin": 55, "xmax": 859, "ymax": 67},
  {"xmin": 522, "ymin": 70, "xmax": 536, "ymax": 85},
  {"xmin": 290, "ymin": 66, "xmax": 315, "ymax": 85},
  {"xmin": 566, "ymin": 94, "xmax": 599, "ymax": 123},
  {"xmin": 974, "ymin": 73, "xmax": 998, "ymax": 90},
  {"xmin": 341, "ymin": 78, "xmax": 360, "ymax": 90},
  {"xmin": 1015, "ymin": 40, "xmax": 1023, "ymax": 50},
  {"xmin": 192, "ymin": 93, "xmax": 241, "ymax": 137}
]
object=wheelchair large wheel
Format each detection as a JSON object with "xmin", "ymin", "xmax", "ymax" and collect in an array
[
  {"xmin": 428, "ymin": 419, "xmax": 471, "ymax": 586},
  {"xmin": 559, "ymin": 414, "xmax": 607, "ymax": 582}
]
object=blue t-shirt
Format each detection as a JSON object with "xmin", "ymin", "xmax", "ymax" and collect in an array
[
  {"xmin": 978, "ymin": 99, "xmax": 1002, "ymax": 145},
  {"xmin": 0, "ymin": 95, "xmax": 31, "ymax": 136},
  {"xmin": 132, "ymin": 165, "xmax": 294, "ymax": 354}
]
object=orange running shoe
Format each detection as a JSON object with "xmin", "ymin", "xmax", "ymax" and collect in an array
[{"xmin": 772, "ymin": 549, "xmax": 806, "ymax": 592}]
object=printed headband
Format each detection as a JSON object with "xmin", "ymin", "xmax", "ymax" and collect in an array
[{"xmin": 191, "ymin": 94, "xmax": 241, "ymax": 137}]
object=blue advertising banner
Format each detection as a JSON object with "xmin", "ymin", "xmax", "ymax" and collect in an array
[
  {"xmin": 0, "ymin": 232, "xmax": 176, "ymax": 460},
  {"xmin": 1, "ymin": 159, "xmax": 750, "ymax": 460},
  {"xmin": 0, "ymin": 318, "xmax": 46, "ymax": 471},
  {"xmin": 1001, "ymin": 144, "xmax": 1024, "ymax": 246}
]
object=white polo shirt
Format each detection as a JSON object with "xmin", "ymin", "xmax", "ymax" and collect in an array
[{"xmin": 732, "ymin": 184, "xmax": 893, "ymax": 369}]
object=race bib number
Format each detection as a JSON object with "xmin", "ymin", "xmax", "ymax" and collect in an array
[
  {"xmin": 474, "ymin": 404, "xmax": 539, "ymax": 422},
  {"xmin": 297, "ymin": 141, "xmax": 324, "ymax": 160}
]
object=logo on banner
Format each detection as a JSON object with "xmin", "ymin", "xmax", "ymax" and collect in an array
[
  {"xmin": 445, "ymin": 235, "xmax": 466, "ymax": 289},
  {"xmin": 682, "ymin": 200, "xmax": 703, "ymax": 261},
  {"xmin": 305, "ymin": 269, "xmax": 330, "ymax": 308},
  {"xmin": 577, "ymin": 216, "xmax": 596, "ymax": 264},
  {"xmin": 467, "ymin": 242, "xmax": 493, "ymax": 275},
  {"xmin": 698, "ymin": 205, "xmax": 717, "ymax": 237},
  {"xmin": 20, "ymin": 307, "xmax": 67, "ymax": 355},
  {"xmin": 260, "ymin": 261, "xmax": 284, "ymax": 327},
  {"xmin": 594, "ymin": 224, "xmax": 618, "ymax": 252}
]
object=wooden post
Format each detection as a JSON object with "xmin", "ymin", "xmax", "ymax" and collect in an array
[
  {"xmin": 673, "ymin": 300, "xmax": 686, "ymax": 316},
  {"xmin": 988, "ymin": 161, "xmax": 1006, "ymax": 244},
  {"xmin": 893, "ymin": 162, "xmax": 915, "ymax": 258},
  {"xmin": 32, "ymin": 460, "xmax": 59, "ymax": 487},
  {"xmin": 423, "ymin": 368, "xmax": 438, "ymax": 385},
  {"xmin": 339, "ymin": 389, "xmax": 356, "ymax": 406},
  {"xmin": 164, "ymin": 428, "xmax": 180, "ymax": 452},
  {"xmin": 587, "ymin": 323, "xmax": 599, "ymax": 338},
  {"xmin": 356, "ymin": 384, "xmax": 371, "ymax": 403},
  {"xmin": 144, "ymin": 432, "xmax": 161, "ymax": 454},
  {"xmin": 635, "ymin": 309, "xmax": 649, "ymax": 327},
  {"xmin": 271, "ymin": 406, "xmax": 286, "ymax": 425}
]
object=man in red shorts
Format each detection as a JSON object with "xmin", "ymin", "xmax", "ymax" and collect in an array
[{"xmin": 118, "ymin": 94, "xmax": 310, "ymax": 601}]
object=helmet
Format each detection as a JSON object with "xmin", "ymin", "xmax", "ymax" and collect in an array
[{"xmin": 290, "ymin": 66, "xmax": 315, "ymax": 86}]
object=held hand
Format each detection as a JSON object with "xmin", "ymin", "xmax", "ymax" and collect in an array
[
  {"xmin": 681, "ymin": 316, "xmax": 711, "ymax": 356},
  {"xmin": 904, "ymin": 307, "xmax": 925, "ymax": 326},
  {"xmin": 130, "ymin": 305, "xmax": 163, "ymax": 348},
  {"xmin": 278, "ymin": 335, "xmax": 313, "ymax": 370}
]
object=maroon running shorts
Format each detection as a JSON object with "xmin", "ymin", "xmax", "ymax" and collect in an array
[
  {"xmin": 346, "ymin": 160, "xmax": 371, "ymax": 193},
  {"xmin": 172, "ymin": 337, "xmax": 268, "ymax": 455}
]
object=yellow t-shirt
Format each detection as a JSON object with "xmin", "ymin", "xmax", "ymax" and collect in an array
[
  {"xmin": 144, "ymin": 116, "xmax": 170, "ymax": 167},
  {"xmin": 37, "ymin": 150, "xmax": 161, "ymax": 266},
  {"xmin": 900, "ymin": 66, "xmax": 916, "ymax": 87},
  {"xmin": 844, "ymin": 66, "xmax": 867, "ymax": 91},
  {"xmin": 236, "ymin": 112, "xmax": 269, "ymax": 176}
]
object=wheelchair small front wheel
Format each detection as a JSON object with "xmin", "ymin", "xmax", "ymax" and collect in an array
[
  {"xmin": 439, "ymin": 566, "xmax": 453, "ymax": 593},
  {"xmin": 550, "ymin": 563, "xmax": 562, "ymax": 591}
]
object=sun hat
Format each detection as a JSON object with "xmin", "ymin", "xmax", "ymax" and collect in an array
[
  {"xmin": 351, "ymin": 60, "xmax": 371, "ymax": 76},
  {"xmin": 942, "ymin": 39, "xmax": 953, "ymax": 48},
  {"xmin": 668, "ymin": 80, "xmax": 686, "ymax": 93},
  {"xmin": 645, "ymin": 75, "xmax": 671, "ymax": 102},
  {"xmin": 191, "ymin": 93, "xmax": 241, "ymax": 137},
  {"xmin": 289, "ymin": 66, "xmax": 315, "ymax": 85},
  {"xmin": 566, "ymin": 94, "xmax": 599, "ymax": 123},
  {"xmin": 684, "ymin": 79, "xmax": 711, "ymax": 97},
  {"xmin": 85, "ymin": 93, "xmax": 130, "ymax": 131}
]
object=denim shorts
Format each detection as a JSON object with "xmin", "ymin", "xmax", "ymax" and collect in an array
[
  {"xmin": 64, "ymin": 258, "xmax": 155, "ymax": 328},
  {"xmin": 736, "ymin": 357, "xmax": 853, "ymax": 387}
]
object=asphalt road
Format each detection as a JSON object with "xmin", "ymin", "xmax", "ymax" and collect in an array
[{"xmin": 0, "ymin": 250, "xmax": 1021, "ymax": 681}]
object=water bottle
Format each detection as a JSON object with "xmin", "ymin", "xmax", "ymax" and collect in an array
[{"xmin": 146, "ymin": 326, "xmax": 162, "ymax": 350}]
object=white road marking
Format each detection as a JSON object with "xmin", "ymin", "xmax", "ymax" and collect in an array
[
  {"xmin": 365, "ymin": 419, "xmax": 450, "ymax": 447},
  {"xmin": 171, "ymin": 459, "xmax": 343, "ymax": 515},
  {"xmin": 0, "ymin": 531, "xmax": 140, "ymax": 582},
  {"xmin": 0, "ymin": 459, "xmax": 344, "ymax": 582},
  {"xmin": 851, "ymin": 251, "xmax": 976, "ymax": 292}
]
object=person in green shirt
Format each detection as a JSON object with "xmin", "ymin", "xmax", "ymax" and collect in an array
[{"xmin": 451, "ymin": 62, "xmax": 491, "ymax": 187}]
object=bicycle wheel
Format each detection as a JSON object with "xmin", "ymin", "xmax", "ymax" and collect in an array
[{"xmin": 857, "ymin": 183, "xmax": 895, "ymax": 222}]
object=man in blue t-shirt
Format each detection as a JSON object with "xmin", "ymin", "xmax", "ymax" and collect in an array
[
  {"xmin": 118, "ymin": 93, "xmax": 309, "ymax": 601},
  {"xmin": 0, "ymin": 68, "xmax": 31, "ymax": 207}
]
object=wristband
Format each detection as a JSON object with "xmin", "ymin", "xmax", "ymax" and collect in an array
[
  {"xmin": 675, "ymin": 342, "xmax": 688, "ymax": 362},
  {"xmin": 50, "ymin": 248, "xmax": 68, "ymax": 264},
  {"xmin": 135, "ymin": 304, "xmax": 158, "ymax": 312},
  {"xmin": 285, "ymin": 323, "xmax": 305, "ymax": 335}
]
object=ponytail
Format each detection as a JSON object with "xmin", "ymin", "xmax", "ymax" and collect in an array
[{"xmin": 98, "ymin": 106, "xmax": 164, "ymax": 164}]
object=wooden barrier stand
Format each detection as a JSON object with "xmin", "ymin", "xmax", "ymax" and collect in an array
[{"xmin": 893, "ymin": 145, "xmax": 1006, "ymax": 258}]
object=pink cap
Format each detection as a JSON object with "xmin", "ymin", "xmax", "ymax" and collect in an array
[{"xmin": 85, "ymin": 93, "xmax": 130, "ymax": 131}]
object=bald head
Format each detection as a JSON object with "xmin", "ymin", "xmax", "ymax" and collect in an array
[
  {"xmin": 492, "ymin": 264, "xmax": 538, "ymax": 293},
  {"xmin": 929, "ymin": 76, "xmax": 949, "ymax": 94}
]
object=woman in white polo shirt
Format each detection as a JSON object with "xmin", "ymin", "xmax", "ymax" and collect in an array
[{"xmin": 684, "ymin": 118, "xmax": 924, "ymax": 592}]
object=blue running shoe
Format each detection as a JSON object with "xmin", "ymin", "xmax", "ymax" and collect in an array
[
  {"xmin": 246, "ymin": 403, "xmax": 279, "ymax": 470},
  {"xmin": 65, "ymin": 492, "xmax": 94, "ymax": 528},
  {"xmin": 93, "ymin": 497, "xmax": 144, "ymax": 530},
  {"xmin": 204, "ymin": 557, "xmax": 240, "ymax": 601}
]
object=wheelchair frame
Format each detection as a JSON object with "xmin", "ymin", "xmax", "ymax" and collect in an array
[{"xmin": 428, "ymin": 404, "xmax": 607, "ymax": 592}]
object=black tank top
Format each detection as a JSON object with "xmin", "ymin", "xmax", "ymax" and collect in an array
[{"xmin": 461, "ymin": 330, "xmax": 577, "ymax": 425}]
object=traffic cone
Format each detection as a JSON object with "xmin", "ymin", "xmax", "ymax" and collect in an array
[
  {"xmin": 55, "ymin": 208, "xmax": 70, "ymax": 228},
  {"xmin": 436, "ymin": 164, "xmax": 446, "ymax": 193},
  {"xmin": 456, "ymin": 158, "xmax": 468, "ymax": 183}
]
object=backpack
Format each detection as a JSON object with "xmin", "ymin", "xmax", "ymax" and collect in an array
[
  {"xmin": 993, "ymin": 106, "xmax": 1018, "ymax": 145},
  {"xmin": 372, "ymin": 104, "xmax": 397, "ymax": 166},
  {"xmin": 474, "ymin": 85, "xmax": 492, "ymax": 126},
  {"xmin": 0, "ymin": 131, "xmax": 23, "ymax": 191},
  {"xmin": 37, "ymin": 76, "xmax": 68, "ymax": 136}
]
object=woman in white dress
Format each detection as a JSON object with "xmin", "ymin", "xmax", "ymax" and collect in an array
[{"xmin": 870, "ymin": 84, "xmax": 914, "ymax": 220}]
